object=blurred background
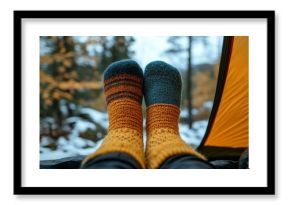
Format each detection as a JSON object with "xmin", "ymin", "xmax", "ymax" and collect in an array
[{"xmin": 40, "ymin": 36, "xmax": 223, "ymax": 160}]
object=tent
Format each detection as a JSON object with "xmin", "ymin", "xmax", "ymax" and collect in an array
[{"xmin": 197, "ymin": 36, "xmax": 249, "ymax": 161}]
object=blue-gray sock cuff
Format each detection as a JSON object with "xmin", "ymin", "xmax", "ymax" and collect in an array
[{"xmin": 144, "ymin": 61, "xmax": 182, "ymax": 107}]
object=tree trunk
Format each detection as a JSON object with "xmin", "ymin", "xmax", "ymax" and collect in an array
[{"xmin": 187, "ymin": 36, "xmax": 193, "ymax": 129}]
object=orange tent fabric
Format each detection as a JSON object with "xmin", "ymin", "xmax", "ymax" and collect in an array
[{"xmin": 201, "ymin": 36, "xmax": 249, "ymax": 153}]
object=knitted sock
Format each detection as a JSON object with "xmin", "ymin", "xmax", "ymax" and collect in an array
[
  {"xmin": 81, "ymin": 60, "xmax": 146, "ymax": 168},
  {"xmin": 144, "ymin": 61, "xmax": 207, "ymax": 169}
]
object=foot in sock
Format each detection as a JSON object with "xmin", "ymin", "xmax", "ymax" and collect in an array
[
  {"xmin": 81, "ymin": 60, "xmax": 146, "ymax": 168},
  {"xmin": 144, "ymin": 61, "xmax": 207, "ymax": 169}
]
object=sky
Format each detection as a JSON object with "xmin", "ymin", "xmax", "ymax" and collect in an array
[{"xmin": 132, "ymin": 36, "xmax": 223, "ymax": 70}]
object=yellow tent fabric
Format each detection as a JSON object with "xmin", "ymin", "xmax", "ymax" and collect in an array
[{"xmin": 203, "ymin": 36, "xmax": 249, "ymax": 149}]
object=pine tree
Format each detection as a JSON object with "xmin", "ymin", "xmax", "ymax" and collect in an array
[
  {"xmin": 99, "ymin": 36, "xmax": 135, "ymax": 72},
  {"xmin": 166, "ymin": 36, "xmax": 209, "ymax": 128}
]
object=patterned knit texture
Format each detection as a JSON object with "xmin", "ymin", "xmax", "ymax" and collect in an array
[
  {"xmin": 81, "ymin": 60, "xmax": 146, "ymax": 168},
  {"xmin": 144, "ymin": 61, "xmax": 207, "ymax": 169}
]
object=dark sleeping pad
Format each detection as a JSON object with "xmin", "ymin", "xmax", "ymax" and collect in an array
[
  {"xmin": 40, "ymin": 150, "xmax": 249, "ymax": 169},
  {"xmin": 209, "ymin": 149, "xmax": 249, "ymax": 169},
  {"xmin": 40, "ymin": 155, "xmax": 86, "ymax": 169}
]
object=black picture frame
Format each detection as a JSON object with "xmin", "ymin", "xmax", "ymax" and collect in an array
[{"xmin": 14, "ymin": 10, "xmax": 275, "ymax": 195}]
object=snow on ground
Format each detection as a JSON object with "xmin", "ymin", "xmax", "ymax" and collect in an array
[
  {"xmin": 179, "ymin": 120, "xmax": 208, "ymax": 146},
  {"xmin": 80, "ymin": 107, "xmax": 108, "ymax": 128},
  {"xmin": 40, "ymin": 108, "xmax": 108, "ymax": 160},
  {"xmin": 40, "ymin": 107, "xmax": 209, "ymax": 161},
  {"xmin": 203, "ymin": 101, "xmax": 213, "ymax": 110},
  {"xmin": 65, "ymin": 117, "xmax": 96, "ymax": 132},
  {"xmin": 40, "ymin": 139, "xmax": 103, "ymax": 160},
  {"xmin": 180, "ymin": 109, "xmax": 199, "ymax": 118},
  {"xmin": 180, "ymin": 101, "xmax": 213, "ymax": 119}
]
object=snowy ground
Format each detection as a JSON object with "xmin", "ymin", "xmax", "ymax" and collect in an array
[{"xmin": 40, "ymin": 103, "xmax": 211, "ymax": 161}]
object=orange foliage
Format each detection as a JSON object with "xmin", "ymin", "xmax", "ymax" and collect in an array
[{"xmin": 192, "ymin": 63, "xmax": 219, "ymax": 108}]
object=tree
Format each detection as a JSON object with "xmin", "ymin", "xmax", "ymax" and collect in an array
[
  {"xmin": 187, "ymin": 36, "xmax": 193, "ymax": 128},
  {"xmin": 40, "ymin": 36, "xmax": 135, "ymax": 144},
  {"xmin": 166, "ymin": 36, "xmax": 210, "ymax": 128},
  {"xmin": 99, "ymin": 36, "xmax": 135, "ymax": 72}
]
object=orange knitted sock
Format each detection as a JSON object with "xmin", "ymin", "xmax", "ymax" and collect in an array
[
  {"xmin": 81, "ymin": 60, "xmax": 146, "ymax": 168},
  {"xmin": 144, "ymin": 61, "xmax": 207, "ymax": 169}
]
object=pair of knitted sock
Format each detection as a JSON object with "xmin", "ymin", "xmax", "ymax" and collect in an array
[{"xmin": 82, "ymin": 60, "xmax": 206, "ymax": 169}]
